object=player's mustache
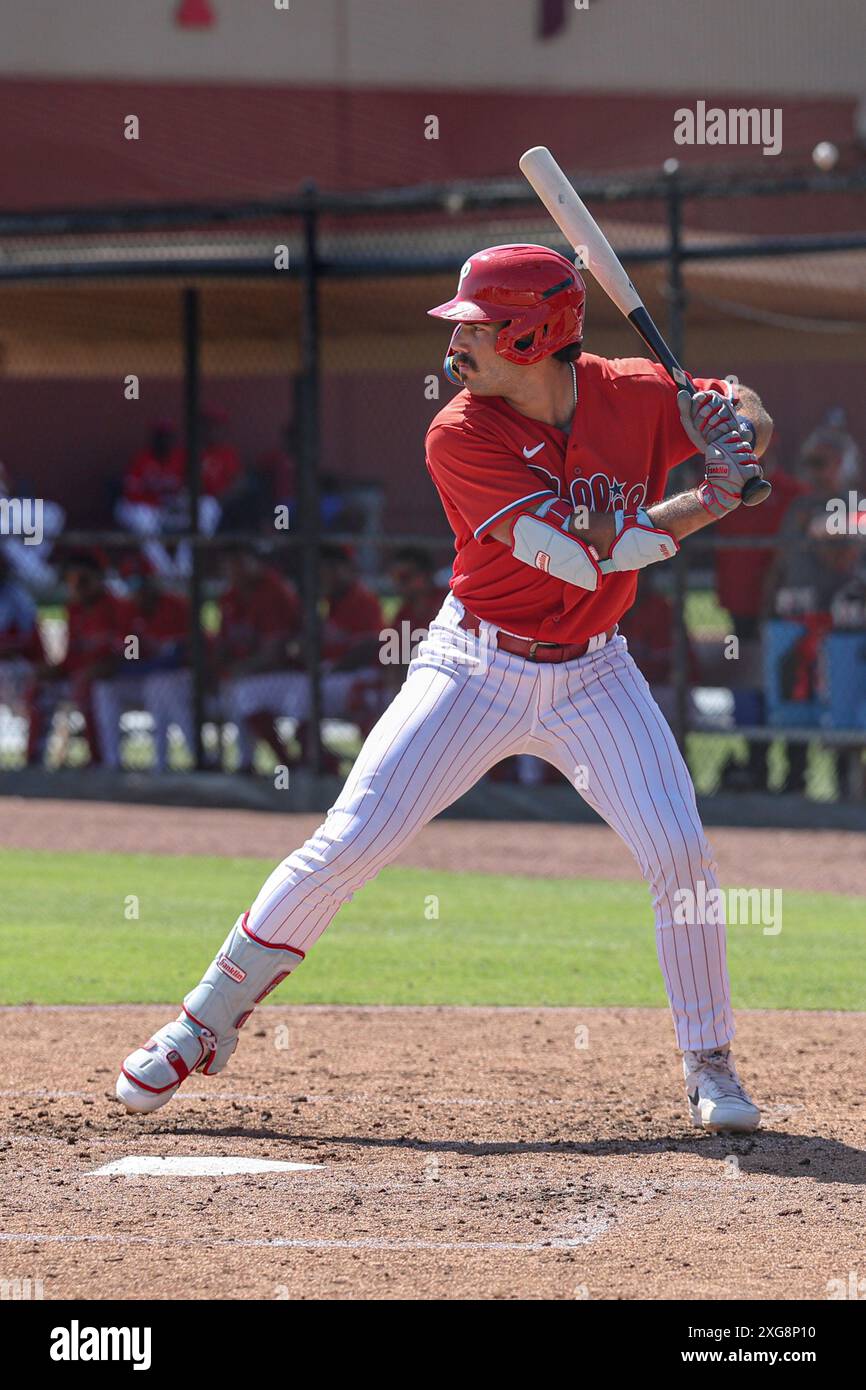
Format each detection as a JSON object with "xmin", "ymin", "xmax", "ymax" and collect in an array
[{"xmin": 444, "ymin": 351, "xmax": 475, "ymax": 384}]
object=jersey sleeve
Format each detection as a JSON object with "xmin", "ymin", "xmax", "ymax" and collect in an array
[{"xmin": 426, "ymin": 419, "xmax": 557, "ymax": 540}]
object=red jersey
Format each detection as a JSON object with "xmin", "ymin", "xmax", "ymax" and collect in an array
[
  {"xmin": 63, "ymin": 594, "xmax": 137, "ymax": 674},
  {"xmin": 715, "ymin": 470, "xmax": 804, "ymax": 619},
  {"xmin": 257, "ymin": 447, "xmax": 296, "ymax": 503},
  {"xmin": 134, "ymin": 591, "xmax": 190, "ymax": 657},
  {"xmin": 167, "ymin": 445, "xmax": 242, "ymax": 500},
  {"xmin": 200, "ymin": 445, "xmax": 242, "ymax": 499},
  {"xmin": 219, "ymin": 569, "xmax": 301, "ymax": 663},
  {"xmin": 322, "ymin": 582, "xmax": 383, "ymax": 662},
  {"xmin": 425, "ymin": 354, "xmax": 731, "ymax": 643},
  {"xmin": 123, "ymin": 449, "xmax": 184, "ymax": 507},
  {"xmin": 393, "ymin": 586, "xmax": 448, "ymax": 636}
]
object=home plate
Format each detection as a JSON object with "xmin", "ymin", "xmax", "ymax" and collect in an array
[{"xmin": 87, "ymin": 1156, "xmax": 322, "ymax": 1176}]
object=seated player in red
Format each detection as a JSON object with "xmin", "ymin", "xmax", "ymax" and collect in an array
[
  {"xmin": 197, "ymin": 407, "xmax": 243, "ymax": 506},
  {"xmin": 26, "ymin": 551, "xmax": 136, "ymax": 766},
  {"xmin": 214, "ymin": 548, "xmax": 302, "ymax": 774},
  {"xmin": 91, "ymin": 556, "xmax": 192, "ymax": 772},
  {"xmin": 389, "ymin": 546, "xmax": 448, "ymax": 653},
  {"xmin": 358, "ymin": 546, "xmax": 449, "ymax": 720},
  {"xmin": 289, "ymin": 544, "xmax": 386, "ymax": 764},
  {"xmin": 118, "ymin": 420, "xmax": 185, "ymax": 513}
]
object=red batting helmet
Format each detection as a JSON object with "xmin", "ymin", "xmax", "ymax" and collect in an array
[{"xmin": 428, "ymin": 244, "xmax": 586, "ymax": 366}]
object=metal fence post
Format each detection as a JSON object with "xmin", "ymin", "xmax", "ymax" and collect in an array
[
  {"xmin": 182, "ymin": 286, "xmax": 206, "ymax": 771},
  {"xmin": 299, "ymin": 183, "xmax": 324, "ymax": 774},
  {"xmin": 665, "ymin": 162, "xmax": 690, "ymax": 755}
]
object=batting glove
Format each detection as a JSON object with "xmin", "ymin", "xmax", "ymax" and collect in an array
[
  {"xmin": 696, "ymin": 434, "xmax": 764, "ymax": 519},
  {"xmin": 677, "ymin": 388, "xmax": 756, "ymax": 452}
]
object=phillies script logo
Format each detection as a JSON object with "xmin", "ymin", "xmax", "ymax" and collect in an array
[
  {"xmin": 523, "ymin": 461, "xmax": 648, "ymax": 515},
  {"xmin": 570, "ymin": 473, "xmax": 647, "ymax": 513}
]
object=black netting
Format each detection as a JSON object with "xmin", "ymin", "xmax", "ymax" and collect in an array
[{"xmin": 2, "ymin": 176, "xmax": 865, "ymax": 798}]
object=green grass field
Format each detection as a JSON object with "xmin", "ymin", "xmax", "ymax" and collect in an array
[{"xmin": 2, "ymin": 849, "xmax": 863, "ymax": 1011}]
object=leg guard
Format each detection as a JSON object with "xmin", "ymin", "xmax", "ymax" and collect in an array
[
  {"xmin": 116, "ymin": 913, "xmax": 304, "ymax": 1112},
  {"xmin": 182, "ymin": 912, "xmax": 305, "ymax": 1073}
]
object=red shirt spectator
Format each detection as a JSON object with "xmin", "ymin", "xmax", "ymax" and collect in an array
[
  {"xmin": 131, "ymin": 588, "xmax": 190, "ymax": 665},
  {"xmin": 316, "ymin": 544, "xmax": 383, "ymax": 667},
  {"xmin": 167, "ymin": 443, "xmax": 242, "ymax": 501},
  {"xmin": 387, "ymin": 548, "xmax": 446, "ymax": 663},
  {"xmin": 123, "ymin": 422, "xmax": 185, "ymax": 507},
  {"xmin": 195, "ymin": 408, "xmax": 242, "ymax": 500},
  {"xmin": 392, "ymin": 587, "xmax": 445, "ymax": 636},
  {"xmin": 715, "ymin": 445, "xmax": 804, "ymax": 621},
  {"xmin": 218, "ymin": 557, "xmax": 301, "ymax": 669},
  {"xmin": 138, "ymin": 590, "xmax": 188, "ymax": 646},
  {"xmin": 141, "ymin": 411, "xmax": 242, "ymax": 504},
  {"xmin": 25, "ymin": 551, "xmax": 129, "ymax": 765},
  {"xmin": 64, "ymin": 593, "xmax": 136, "ymax": 673},
  {"xmin": 257, "ymin": 422, "xmax": 298, "ymax": 505},
  {"xmin": 323, "ymin": 581, "xmax": 383, "ymax": 663},
  {"xmin": 199, "ymin": 444, "xmax": 242, "ymax": 499}
]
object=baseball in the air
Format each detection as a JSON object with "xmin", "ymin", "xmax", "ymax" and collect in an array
[{"xmin": 812, "ymin": 141, "xmax": 839, "ymax": 171}]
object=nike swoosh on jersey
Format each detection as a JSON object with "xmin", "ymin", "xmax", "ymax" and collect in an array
[{"xmin": 522, "ymin": 443, "xmax": 545, "ymax": 458}]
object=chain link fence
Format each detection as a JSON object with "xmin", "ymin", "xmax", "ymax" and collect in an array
[{"xmin": 1, "ymin": 168, "xmax": 865, "ymax": 801}]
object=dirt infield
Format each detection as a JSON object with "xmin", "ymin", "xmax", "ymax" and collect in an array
[
  {"xmin": 0, "ymin": 1004, "xmax": 864, "ymax": 1301},
  {"xmin": 1, "ymin": 796, "xmax": 863, "ymax": 893},
  {"xmin": 2, "ymin": 800, "xmax": 864, "ymax": 1299}
]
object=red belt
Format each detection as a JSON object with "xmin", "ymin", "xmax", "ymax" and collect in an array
[{"xmin": 459, "ymin": 610, "xmax": 616, "ymax": 663}]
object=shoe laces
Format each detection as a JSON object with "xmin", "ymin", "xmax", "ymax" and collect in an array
[{"xmin": 686, "ymin": 1048, "xmax": 749, "ymax": 1102}]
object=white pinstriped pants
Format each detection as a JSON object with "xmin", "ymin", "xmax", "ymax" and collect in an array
[{"xmin": 246, "ymin": 594, "xmax": 733, "ymax": 1052}]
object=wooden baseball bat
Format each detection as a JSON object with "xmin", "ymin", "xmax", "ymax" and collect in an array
[{"xmin": 518, "ymin": 145, "xmax": 771, "ymax": 506}]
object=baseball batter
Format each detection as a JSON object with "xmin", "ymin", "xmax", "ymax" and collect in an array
[{"xmin": 118, "ymin": 244, "xmax": 771, "ymax": 1133}]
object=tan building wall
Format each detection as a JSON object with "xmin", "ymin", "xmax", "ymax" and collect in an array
[{"xmin": 3, "ymin": 0, "xmax": 864, "ymax": 97}]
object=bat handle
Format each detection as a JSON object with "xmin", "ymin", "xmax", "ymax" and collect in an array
[{"xmin": 741, "ymin": 475, "xmax": 772, "ymax": 507}]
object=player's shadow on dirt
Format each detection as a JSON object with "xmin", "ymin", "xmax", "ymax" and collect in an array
[{"xmin": 162, "ymin": 1124, "xmax": 866, "ymax": 1184}]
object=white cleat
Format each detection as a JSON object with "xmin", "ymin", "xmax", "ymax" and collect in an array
[
  {"xmin": 116, "ymin": 1018, "xmax": 216, "ymax": 1114},
  {"xmin": 683, "ymin": 1046, "xmax": 761, "ymax": 1134}
]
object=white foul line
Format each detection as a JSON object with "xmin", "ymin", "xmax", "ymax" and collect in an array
[
  {"xmin": 0, "ymin": 1087, "xmax": 575, "ymax": 1108},
  {"xmin": 0, "ymin": 1225, "xmax": 608, "ymax": 1253}
]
